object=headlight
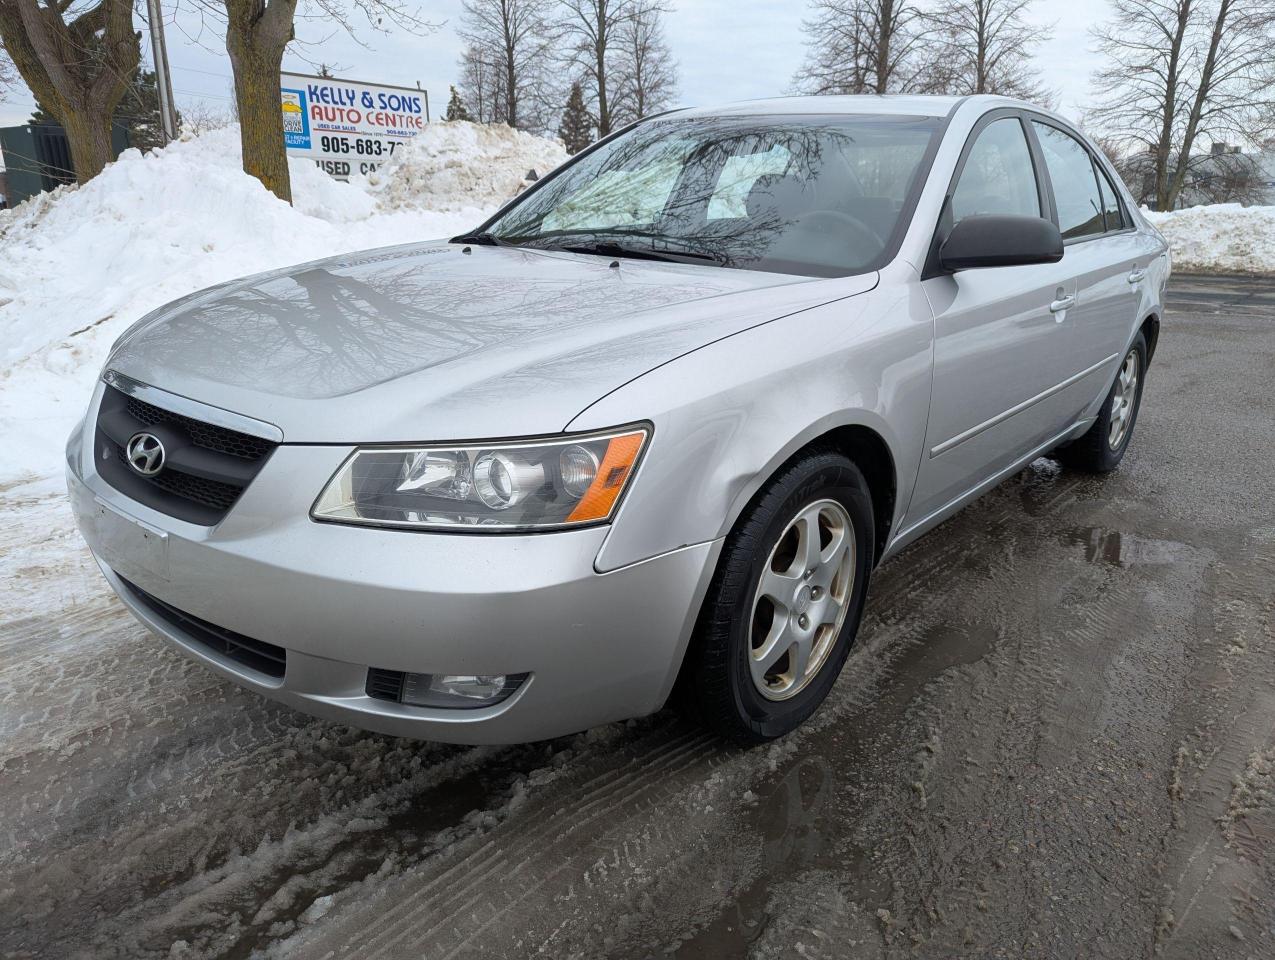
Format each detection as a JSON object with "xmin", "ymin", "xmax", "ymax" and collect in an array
[{"xmin": 311, "ymin": 425, "xmax": 650, "ymax": 531}]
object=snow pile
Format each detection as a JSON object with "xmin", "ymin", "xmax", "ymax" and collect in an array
[
  {"xmin": 365, "ymin": 119, "xmax": 567, "ymax": 213},
  {"xmin": 1144, "ymin": 203, "xmax": 1275, "ymax": 275},
  {"xmin": 0, "ymin": 122, "xmax": 564, "ymax": 497}
]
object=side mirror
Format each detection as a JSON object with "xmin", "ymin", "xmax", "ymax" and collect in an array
[{"xmin": 939, "ymin": 214, "xmax": 1064, "ymax": 271}]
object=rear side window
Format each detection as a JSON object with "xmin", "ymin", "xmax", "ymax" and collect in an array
[
  {"xmin": 1094, "ymin": 162, "xmax": 1126, "ymax": 231},
  {"xmin": 1032, "ymin": 122, "xmax": 1105, "ymax": 241},
  {"xmin": 950, "ymin": 118, "xmax": 1041, "ymax": 223}
]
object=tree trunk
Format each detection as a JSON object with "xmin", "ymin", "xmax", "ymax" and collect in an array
[
  {"xmin": 61, "ymin": 106, "xmax": 115, "ymax": 181},
  {"xmin": 1165, "ymin": 0, "xmax": 1229, "ymax": 210},
  {"xmin": 1153, "ymin": 0, "xmax": 1192, "ymax": 211},
  {"xmin": 594, "ymin": 32, "xmax": 610, "ymax": 135},
  {"xmin": 875, "ymin": 0, "xmax": 893, "ymax": 93},
  {"xmin": 228, "ymin": 40, "xmax": 292, "ymax": 202},
  {"xmin": 505, "ymin": 48, "xmax": 518, "ymax": 127},
  {"xmin": 594, "ymin": 0, "xmax": 611, "ymax": 136}
]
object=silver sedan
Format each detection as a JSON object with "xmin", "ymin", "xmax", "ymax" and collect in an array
[{"xmin": 67, "ymin": 95, "xmax": 1168, "ymax": 744}]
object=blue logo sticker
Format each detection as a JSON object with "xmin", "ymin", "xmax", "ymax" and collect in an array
[{"xmin": 281, "ymin": 88, "xmax": 310, "ymax": 149}]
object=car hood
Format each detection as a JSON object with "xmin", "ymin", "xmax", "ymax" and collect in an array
[{"xmin": 107, "ymin": 241, "xmax": 877, "ymax": 442}]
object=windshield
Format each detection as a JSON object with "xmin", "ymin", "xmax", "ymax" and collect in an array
[{"xmin": 479, "ymin": 114, "xmax": 941, "ymax": 278}]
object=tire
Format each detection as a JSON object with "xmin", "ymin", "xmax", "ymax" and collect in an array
[
  {"xmin": 1057, "ymin": 331, "xmax": 1148, "ymax": 473},
  {"xmin": 679, "ymin": 448, "xmax": 875, "ymax": 744}
]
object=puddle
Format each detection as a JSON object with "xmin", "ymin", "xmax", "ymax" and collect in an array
[{"xmin": 1067, "ymin": 527, "xmax": 1194, "ymax": 566}]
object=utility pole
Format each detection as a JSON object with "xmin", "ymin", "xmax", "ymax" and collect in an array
[{"xmin": 146, "ymin": 0, "xmax": 179, "ymax": 144}]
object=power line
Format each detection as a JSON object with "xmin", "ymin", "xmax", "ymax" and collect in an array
[{"xmin": 171, "ymin": 64, "xmax": 235, "ymax": 80}]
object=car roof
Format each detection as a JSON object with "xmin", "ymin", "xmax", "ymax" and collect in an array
[
  {"xmin": 667, "ymin": 94, "xmax": 1041, "ymax": 121},
  {"xmin": 670, "ymin": 95, "xmax": 966, "ymax": 119}
]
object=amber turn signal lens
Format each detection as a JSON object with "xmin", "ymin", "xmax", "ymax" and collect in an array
[{"xmin": 566, "ymin": 431, "xmax": 647, "ymax": 523}]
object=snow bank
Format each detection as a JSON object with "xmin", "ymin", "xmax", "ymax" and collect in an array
[
  {"xmin": 1144, "ymin": 203, "xmax": 1275, "ymax": 275},
  {"xmin": 0, "ymin": 122, "xmax": 564, "ymax": 497},
  {"xmin": 365, "ymin": 119, "xmax": 567, "ymax": 214}
]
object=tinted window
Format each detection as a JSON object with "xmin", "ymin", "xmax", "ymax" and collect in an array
[
  {"xmin": 1094, "ymin": 162, "xmax": 1125, "ymax": 231},
  {"xmin": 950, "ymin": 118, "xmax": 1041, "ymax": 222},
  {"xmin": 1032, "ymin": 122, "xmax": 1105, "ymax": 240},
  {"xmin": 486, "ymin": 115, "xmax": 940, "ymax": 278}
]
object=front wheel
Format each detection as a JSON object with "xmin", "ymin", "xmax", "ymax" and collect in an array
[
  {"xmin": 1058, "ymin": 332, "xmax": 1148, "ymax": 473},
  {"xmin": 680, "ymin": 449, "xmax": 874, "ymax": 743}
]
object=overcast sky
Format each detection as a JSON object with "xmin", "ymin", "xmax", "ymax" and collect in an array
[{"xmin": 0, "ymin": 0, "xmax": 1114, "ymax": 130}]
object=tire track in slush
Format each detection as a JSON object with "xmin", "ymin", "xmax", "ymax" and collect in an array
[{"xmin": 270, "ymin": 485, "xmax": 1045, "ymax": 960}]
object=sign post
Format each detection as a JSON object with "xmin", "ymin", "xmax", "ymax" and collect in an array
[{"xmin": 280, "ymin": 72, "xmax": 429, "ymax": 180}]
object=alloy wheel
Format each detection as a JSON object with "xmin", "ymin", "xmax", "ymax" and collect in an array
[
  {"xmin": 748, "ymin": 498, "xmax": 856, "ymax": 701},
  {"xmin": 1108, "ymin": 349, "xmax": 1140, "ymax": 450}
]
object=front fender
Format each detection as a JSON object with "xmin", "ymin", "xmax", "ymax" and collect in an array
[{"xmin": 569, "ymin": 279, "xmax": 934, "ymax": 572}]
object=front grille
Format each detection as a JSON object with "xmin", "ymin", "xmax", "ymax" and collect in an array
[
  {"xmin": 148, "ymin": 468, "xmax": 242, "ymax": 512},
  {"xmin": 118, "ymin": 575, "xmax": 286, "ymax": 679},
  {"xmin": 95, "ymin": 384, "xmax": 277, "ymax": 525},
  {"xmin": 124, "ymin": 394, "xmax": 274, "ymax": 461}
]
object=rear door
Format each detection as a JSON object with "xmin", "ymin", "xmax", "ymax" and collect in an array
[
  {"xmin": 908, "ymin": 111, "xmax": 1077, "ymax": 526},
  {"xmin": 1027, "ymin": 120, "xmax": 1158, "ymax": 408}
]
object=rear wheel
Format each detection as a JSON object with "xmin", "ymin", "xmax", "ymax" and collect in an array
[
  {"xmin": 1058, "ymin": 332, "xmax": 1147, "ymax": 473},
  {"xmin": 680, "ymin": 449, "xmax": 874, "ymax": 743}
]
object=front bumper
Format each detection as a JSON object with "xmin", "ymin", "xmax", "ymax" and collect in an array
[{"xmin": 66, "ymin": 398, "xmax": 720, "ymax": 744}]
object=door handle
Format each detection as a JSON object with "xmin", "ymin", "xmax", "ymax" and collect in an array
[
  {"xmin": 1049, "ymin": 295, "xmax": 1075, "ymax": 316},
  {"xmin": 1127, "ymin": 269, "xmax": 1145, "ymax": 284}
]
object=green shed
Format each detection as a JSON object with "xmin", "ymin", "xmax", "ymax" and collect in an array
[{"xmin": 0, "ymin": 123, "xmax": 130, "ymax": 206}]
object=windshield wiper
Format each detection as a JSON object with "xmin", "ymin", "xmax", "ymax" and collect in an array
[
  {"xmin": 553, "ymin": 238, "xmax": 729, "ymax": 267},
  {"xmin": 450, "ymin": 231, "xmax": 514, "ymax": 247}
]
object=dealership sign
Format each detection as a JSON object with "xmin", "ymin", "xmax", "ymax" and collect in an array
[{"xmin": 280, "ymin": 72, "xmax": 428, "ymax": 178}]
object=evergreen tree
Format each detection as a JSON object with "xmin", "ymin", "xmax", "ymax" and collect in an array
[
  {"xmin": 445, "ymin": 84, "xmax": 473, "ymax": 122},
  {"xmin": 558, "ymin": 82, "xmax": 594, "ymax": 155}
]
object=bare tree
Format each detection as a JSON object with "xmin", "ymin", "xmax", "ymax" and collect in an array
[
  {"xmin": 921, "ymin": 0, "xmax": 1052, "ymax": 99},
  {"xmin": 0, "ymin": 43, "xmax": 16, "ymax": 94},
  {"xmin": 179, "ymin": 99, "xmax": 235, "ymax": 136},
  {"xmin": 613, "ymin": 0, "xmax": 674, "ymax": 122},
  {"xmin": 458, "ymin": 0, "xmax": 559, "ymax": 133},
  {"xmin": 459, "ymin": 42, "xmax": 500, "ymax": 122},
  {"xmin": 1090, "ymin": 0, "xmax": 1275, "ymax": 210},
  {"xmin": 793, "ymin": 0, "xmax": 931, "ymax": 95},
  {"xmin": 560, "ymin": 0, "xmax": 633, "ymax": 138},
  {"xmin": 0, "ymin": 0, "xmax": 139, "ymax": 182}
]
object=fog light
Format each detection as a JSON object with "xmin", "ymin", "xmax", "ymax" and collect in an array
[{"xmin": 366, "ymin": 668, "xmax": 528, "ymax": 709}]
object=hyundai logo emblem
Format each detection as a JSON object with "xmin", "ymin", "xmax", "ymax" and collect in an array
[{"xmin": 125, "ymin": 432, "xmax": 166, "ymax": 477}]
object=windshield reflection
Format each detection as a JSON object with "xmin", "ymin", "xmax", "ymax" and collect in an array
[{"xmin": 484, "ymin": 115, "xmax": 940, "ymax": 278}]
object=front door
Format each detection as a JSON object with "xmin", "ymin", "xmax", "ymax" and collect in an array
[{"xmin": 908, "ymin": 114, "xmax": 1077, "ymax": 527}]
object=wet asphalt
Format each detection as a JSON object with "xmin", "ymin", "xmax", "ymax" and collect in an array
[{"xmin": 1, "ymin": 273, "xmax": 1273, "ymax": 959}]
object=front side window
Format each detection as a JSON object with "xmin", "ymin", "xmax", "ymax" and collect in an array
[
  {"xmin": 484, "ymin": 114, "xmax": 941, "ymax": 278},
  {"xmin": 950, "ymin": 118, "xmax": 1041, "ymax": 223},
  {"xmin": 1032, "ymin": 122, "xmax": 1105, "ymax": 241}
]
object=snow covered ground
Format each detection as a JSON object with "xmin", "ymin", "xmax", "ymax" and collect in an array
[{"xmin": 1145, "ymin": 203, "xmax": 1275, "ymax": 275}]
